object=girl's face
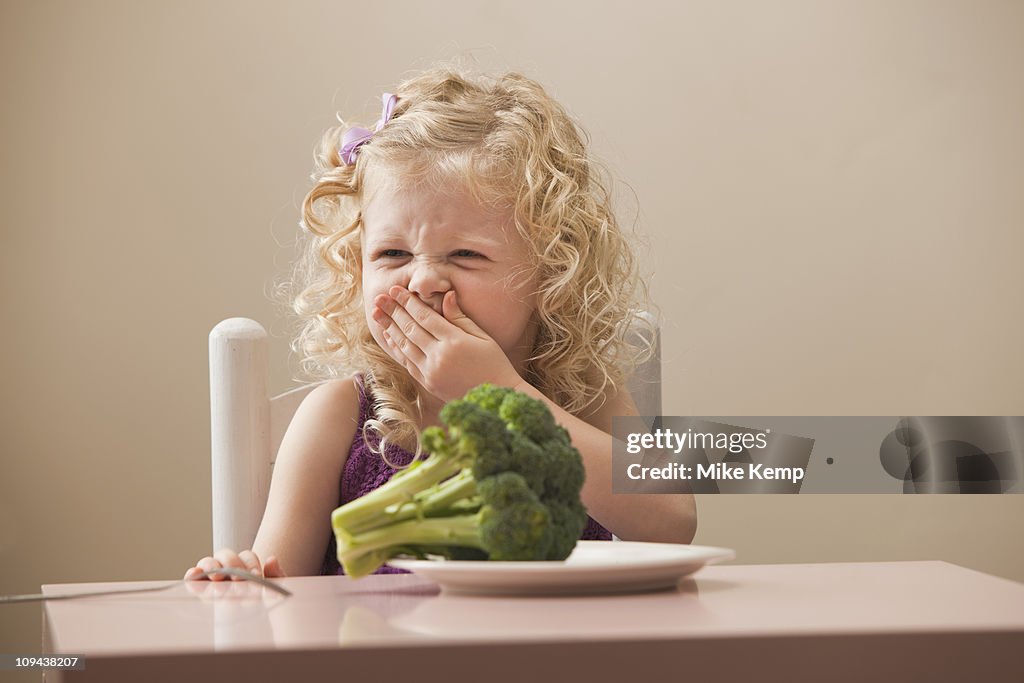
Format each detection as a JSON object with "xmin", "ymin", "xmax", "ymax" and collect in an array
[{"xmin": 360, "ymin": 179, "xmax": 540, "ymax": 375}]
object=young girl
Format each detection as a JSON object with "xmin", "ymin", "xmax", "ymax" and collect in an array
[{"xmin": 186, "ymin": 64, "xmax": 697, "ymax": 580}]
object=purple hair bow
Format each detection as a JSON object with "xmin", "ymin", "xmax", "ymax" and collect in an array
[{"xmin": 339, "ymin": 93, "xmax": 398, "ymax": 165}]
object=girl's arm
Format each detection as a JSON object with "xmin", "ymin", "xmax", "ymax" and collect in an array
[
  {"xmin": 186, "ymin": 376, "xmax": 362, "ymax": 581},
  {"xmin": 185, "ymin": 378, "xmax": 360, "ymax": 580},
  {"xmin": 513, "ymin": 378, "xmax": 697, "ymax": 545},
  {"xmin": 249, "ymin": 377, "xmax": 361, "ymax": 576}
]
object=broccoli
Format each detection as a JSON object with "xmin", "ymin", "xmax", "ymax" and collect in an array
[{"xmin": 330, "ymin": 384, "xmax": 589, "ymax": 577}]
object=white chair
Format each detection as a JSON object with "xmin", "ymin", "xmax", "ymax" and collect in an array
[{"xmin": 209, "ymin": 313, "xmax": 661, "ymax": 553}]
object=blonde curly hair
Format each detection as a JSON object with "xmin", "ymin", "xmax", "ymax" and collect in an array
[{"xmin": 284, "ymin": 63, "xmax": 655, "ymax": 460}]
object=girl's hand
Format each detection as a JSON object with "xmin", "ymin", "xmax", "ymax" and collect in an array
[
  {"xmin": 183, "ymin": 548, "xmax": 287, "ymax": 581},
  {"xmin": 372, "ymin": 286, "xmax": 522, "ymax": 402}
]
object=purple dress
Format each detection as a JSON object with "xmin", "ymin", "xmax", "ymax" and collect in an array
[{"xmin": 321, "ymin": 374, "xmax": 612, "ymax": 575}]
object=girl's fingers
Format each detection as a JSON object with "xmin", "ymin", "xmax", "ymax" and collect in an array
[
  {"xmin": 238, "ymin": 549, "xmax": 263, "ymax": 578},
  {"xmin": 442, "ymin": 291, "xmax": 486, "ymax": 336},
  {"xmin": 388, "ymin": 287, "xmax": 451, "ymax": 338},
  {"xmin": 375, "ymin": 308, "xmax": 427, "ymax": 367},
  {"xmin": 375, "ymin": 298, "xmax": 432, "ymax": 357},
  {"xmin": 193, "ymin": 556, "xmax": 224, "ymax": 581},
  {"xmin": 183, "ymin": 565, "xmax": 205, "ymax": 581},
  {"xmin": 185, "ymin": 553, "xmax": 286, "ymax": 581},
  {"xmin": 263, "ymin": 555, "xmax": 288, "ymax": 579},
  {"xmin": 213, "ymin": 548, "xmax": 247, "ymax": 581},
  {"xmin": 382, "ymin": 327, "xmax": 428, "ymax": 387}
]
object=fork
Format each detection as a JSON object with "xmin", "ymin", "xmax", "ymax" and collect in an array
[{"xmin": 0, "ymin": 567, "xmax": 292, "ymax": 604}]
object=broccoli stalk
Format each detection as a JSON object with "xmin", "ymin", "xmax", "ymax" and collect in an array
[{"xmin": 331, "ymin": 384, "xmax": 588, "ymax": 578}]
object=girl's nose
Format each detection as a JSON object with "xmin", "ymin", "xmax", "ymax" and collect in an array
[{"xmin": 406, "ymin": 261, "xmax": 452, "ymax": 306}]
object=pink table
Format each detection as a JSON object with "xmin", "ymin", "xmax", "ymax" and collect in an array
[{"xmin": 42, "ymin": 561, "xmax": 1024, "ymax": 682}]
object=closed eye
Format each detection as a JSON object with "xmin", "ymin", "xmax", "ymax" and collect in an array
[{"xmin": 374, "ymin": 249, "xmax": 485, "ymax": 260}]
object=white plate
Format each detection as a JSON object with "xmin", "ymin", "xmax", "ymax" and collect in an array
[{"xmin": 386, "ymin": 541, "xmax": 735, "ymax": 596}]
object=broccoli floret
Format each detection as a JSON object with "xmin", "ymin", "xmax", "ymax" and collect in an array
[
  {"xmin": 330, "ymin": 384, "xmax": 589, "ymax": 577},
  {"xmin": 543, "ymin": 499, "xmax": 589, "ymax": 560},
  {"xmin": 463, "ymin": 383, "xmax": 513, "ymax": 413},
  {"xmin": 499, "ymin": 390, "xmax": 558, "ymax": 442}
]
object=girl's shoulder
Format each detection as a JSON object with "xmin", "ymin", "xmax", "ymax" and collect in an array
[
  {"xmin": 306, "ymin": 373, "xmax": 364, "ymax": 403},
  {"xmin": 294, "ymin": 374, "xmax": 366, "ymax": 440}
]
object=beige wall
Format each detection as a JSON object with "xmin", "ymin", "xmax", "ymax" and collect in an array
[{"xmin": 2, "ymin": 0, "xmax": 1022, "ymax": 663}]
